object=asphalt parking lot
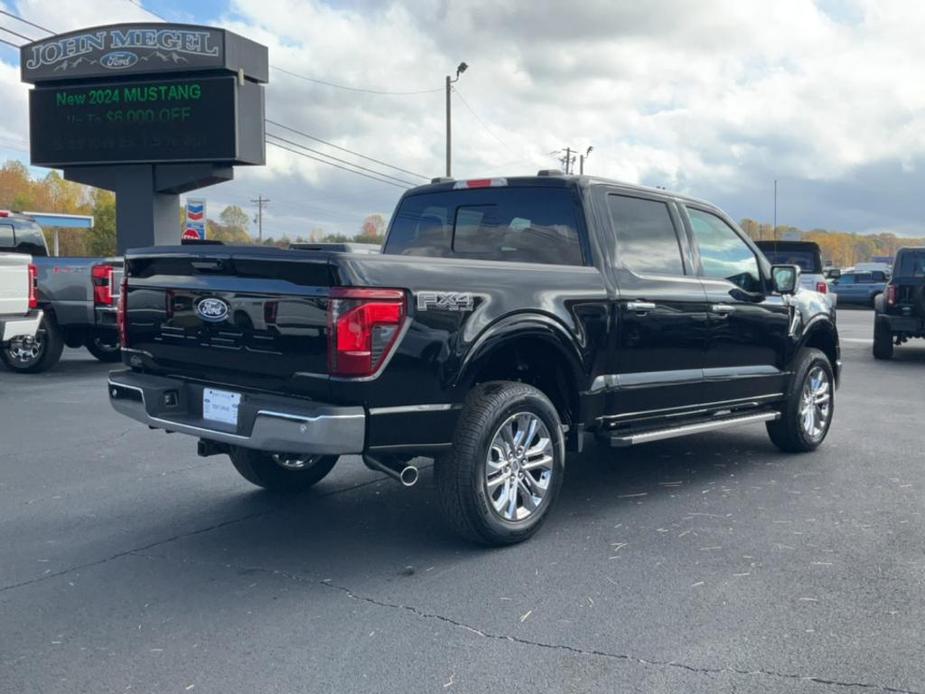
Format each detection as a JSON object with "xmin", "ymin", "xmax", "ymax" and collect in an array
[{"xmin": 1, "ymin": 308, "xmax": 923, "ymax": 694}]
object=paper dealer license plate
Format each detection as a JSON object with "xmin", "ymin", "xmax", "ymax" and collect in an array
[{"xmin": 202, "ymin": 387, "xmax": 241, "ymax": 426}]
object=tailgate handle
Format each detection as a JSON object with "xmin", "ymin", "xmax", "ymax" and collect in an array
[{"xmin": 191, "ymin": 260, "xmax": 226, "ymax": 272}]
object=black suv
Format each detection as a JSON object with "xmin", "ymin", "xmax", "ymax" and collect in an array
[
  {"xmin": 109, "ymin": 175, "xmax": 841, "ymax": 545},
  {"xmin": 873, "ymin": 247, "xmax": 925, "ymax": 359}
]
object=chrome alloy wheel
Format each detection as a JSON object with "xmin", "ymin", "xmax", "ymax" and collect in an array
[
  {"xmin": 271, "ymin": 454, "xmax": 325, "ymax": 471},
  {"xmin": 485, "ymin": 412, "xmax": 554, "ymax": 522},
  {"xmin": 799, "ymin": 365, "xmax": 831, "ymax": 441}
]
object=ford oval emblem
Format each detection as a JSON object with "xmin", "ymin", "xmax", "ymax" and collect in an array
[
  {"xmin": 196, "ymin": 297, "xmax": 229, "ymax": 322},
  {"xmin": 100, "ymin": 51, "xmax": 139, "ymax": 70}
]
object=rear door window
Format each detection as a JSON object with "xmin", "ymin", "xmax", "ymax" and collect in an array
[
  {"xmin": 384, "ymin": 187, "xmax": 584, "ymax": 265},
  {"xmin": 606, "ymin": 194, "xmax": 685, "ymax": 276}
]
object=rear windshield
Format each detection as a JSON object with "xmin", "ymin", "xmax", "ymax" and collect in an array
[
  {"xmin": 757, "ymin": 244, "xmax": 821, "ymax": 273},
  {"xmin": 383, "ymin": 187, "xmax": 584, "ymax": 265},
  {"xmin": 895, "ymin": 250, "xmax": 925, "ymax": 278},
  {"xmin": 0, "ymin": 221, "xmax": 48, "ymax": 257}
]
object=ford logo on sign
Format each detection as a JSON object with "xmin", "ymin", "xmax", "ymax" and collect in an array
[
  {"xmin": 100, "ymin": 51, "xmax": 139, "ymax": 70},
  {"xmin": 196, "ymin": 297, "xmax": 229, "ymax": 322}
]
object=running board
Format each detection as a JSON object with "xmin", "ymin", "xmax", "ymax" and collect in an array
[{"xmin": 606, "ymin": 411, "xmax": 780, "ymax": 447}]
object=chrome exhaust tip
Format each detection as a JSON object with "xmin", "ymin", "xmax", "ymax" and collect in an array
[{"xmin": 363, "ymin": 454, "xmax": 419, "ymax": 487}]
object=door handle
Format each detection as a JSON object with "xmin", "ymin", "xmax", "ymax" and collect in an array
[
  {"xmin": 626, "ymin": 301, "xmax": 656, "ymax": 314},
  {"xmin": 711, "ymin": 303, "xmax": 736, "ymax": 315}
]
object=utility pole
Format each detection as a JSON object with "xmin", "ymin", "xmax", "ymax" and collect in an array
[
  {"xmin": 579, "ymin": 146, "xmax": 593, "ymax": 174},
  {"xmin": 559, "ymin": 147, "xmax": 574, "ymax": 174},
  {"xmin": 773, "ymin": 179, "xmax": 778, "ymax": 236},
  {"xmin": 445, "ymin": 61, "xmax": 468, "ymax": 177},
  {"xmin": 251, "ymin": 195, "xmax": 269, "ymax": 242}
]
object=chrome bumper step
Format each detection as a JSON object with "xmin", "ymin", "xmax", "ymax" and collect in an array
[{"xmin": 606, "ymin": 411, "xmax": 780, "ymax": 447}]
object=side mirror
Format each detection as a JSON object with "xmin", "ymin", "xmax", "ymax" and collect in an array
[
  {"xmin": 828, "ymin": 268, "xmax": 842, "ymax": 279},
  {"xmin": 771, "ymin": 264, "xmax": 800, "ymax": 295}
]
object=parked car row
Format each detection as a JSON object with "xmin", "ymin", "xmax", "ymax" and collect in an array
[{"xmin": 0, "ymin": 211, "xmax": 123, "ymax": 373}]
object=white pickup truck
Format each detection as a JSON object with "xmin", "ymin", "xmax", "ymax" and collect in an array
[{"xmin": 0, "ymin": 253, "xmax": 42, "ymax": 348}]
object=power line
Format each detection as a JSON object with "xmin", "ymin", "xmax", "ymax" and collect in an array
[
  {"xmin": 265, "ymin": 132, "xmax": 416, "ymax": 186},
  {"xmin": 0, "ymin": 24, "xmax": 36, "ymax": 42},
  {"xmin": 452, "ymin": 86, "xmax": 519, "ymax": 159},
  {"xmin": 266, "ymin": 140, "xmax": 408, "ymax": 189},
  {"xmin": 0, "ymin": 35, "xmax": 21, "ymax": 49},
  {"xmin": 266, "ymin": 119, "xmax": 429, "ymax": 180},
  {"xmin": 250, "ymin": 195, "xmax": 270, "ymax": 242},
  {"xmin": 271, "ymin": 65, "xmax": 442, "ymax": 96},
  {"xmin": 124, "ymin": 0, "xmax": 170, "ymax": 22},
  {"xmin": 0, "ymin": 9, "xmax": 52, "ymax": 35}
]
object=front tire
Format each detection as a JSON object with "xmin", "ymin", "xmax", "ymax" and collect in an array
[
  {"xmin": 766, "ymin": 348, "xmax": 834, "ymax": 453},
  {"xmin": 85, "ymin": 332, "xmax": 122, "ymax": 362},
  {"xmin": 229, "ymin": 447, "xmax": 339, "ymax": 492},
  {"xmin": 872, "ymin": 317, "xmax": 894, "ymax": 360},
  {"xmin": 435, "ymin": 382, "xmax": 565, "ymax": 546},
  {"xmin": 0, "ymin": 314, "xmax": 64, "ymax": 373}
]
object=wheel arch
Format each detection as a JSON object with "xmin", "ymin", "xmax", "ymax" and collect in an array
[
  {"xmin": 799, "ymin": 317, "xmax": 840, "ymax": 386},
  {"xmin": 456, "ymin": 314, "xmax": 586, "ymax": 426}
]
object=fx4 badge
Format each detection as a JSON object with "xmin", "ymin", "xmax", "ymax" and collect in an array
[{"xmin": 417, "ymin": 291, "xmax": 474, "ymax": 312}]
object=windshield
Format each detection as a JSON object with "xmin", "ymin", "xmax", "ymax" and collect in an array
[{"xmin": 895, "ymin": 250, "xmax": 925, "ymax": 278}]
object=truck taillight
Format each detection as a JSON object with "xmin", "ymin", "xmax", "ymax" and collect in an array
[
  {"xmin": 28, "ymin": 263, "xmax": 38, "ymax": 309},
  {"xmin": 886, "ymin": 284, "xmax": 897, "ymax": 306},
  {"xmin": 328, "ymin": 288, "xmax": 405, "ymax": 377},
  {"xmin": 92, "ymin": 264, "xmax": 114, "ymax": 306},
  {"xmin": 815, "ymin": 281, "xmax": 828, "ymax": 294},
  {"xmin": 117, "ymin": 277, "xmax": 129, "ymax": 347}
]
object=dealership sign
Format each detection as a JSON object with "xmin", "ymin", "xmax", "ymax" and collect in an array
[
  {"xmin": 20, "ymin": 24, "xmax": 259, "ymax": 82},
  {"xmin": 184, "ymin": 198, "xmax": 207, "ymax": 240}
]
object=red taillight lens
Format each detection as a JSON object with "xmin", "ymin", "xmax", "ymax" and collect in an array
[
  {"xmin": 886, "ymin": 284, "xmax": 897, "ymax": 306},
  {"xmin": 27, "ymin": 263, "xmax": 38, "ymax": 309},
  {"xmin": 815, "ymin": 281, "xmax": 828, "ymax": 294},
  {"xmin": 117, "ymin": 276, "xmax": 128, "ymax": 347},
  {"xmin": 328, "ymin": 288, "xmax": 405, "ymax": 377},
  {"xmin": 92, "ymin": 264, "xmax": 114, "ymax": 306}
]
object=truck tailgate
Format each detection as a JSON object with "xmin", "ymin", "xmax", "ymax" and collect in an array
[
  {"xmin": 0, "ymin": 252, "xmax": 30, "ymax": 316},
  {"xmin": 124, "ymin": 250, "xmax": 336, "ymax": 390}
]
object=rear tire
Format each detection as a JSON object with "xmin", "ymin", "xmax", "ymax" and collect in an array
[
  {"xmin": 872, "ymin": 317, "xmax": 894, "ymax": 360},
  {"xmin": 435, "ymin": 381, "xmax": 565, "ymax": 546},
  {"xmin": 0, "ymin": 314, "xmax": 64, "ymax": 374},
  {"xmin": 85, "ymin": 332, "xmax": 122, "ymax": 363},
  {"xmin": 766, "ymin": 348, "xmax": 834, "ymax": 453},
  {"xmin": 229, "ymin": 447, "xmax": 339, "ymax": 492}
]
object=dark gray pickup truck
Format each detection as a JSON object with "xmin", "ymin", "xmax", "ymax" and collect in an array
[{"xmin": 0, "ymin": 211, "xmax": 123, "ymax": 372}]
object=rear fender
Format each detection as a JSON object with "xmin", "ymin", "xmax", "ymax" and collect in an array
[{"xmin": 455, "ymin": 313, "xmax": 585, "ymax": 392}]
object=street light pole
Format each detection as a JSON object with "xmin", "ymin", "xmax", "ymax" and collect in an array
[{"xmin": 445, "ymin": 62, "xmax": 468, "ymax": 178}]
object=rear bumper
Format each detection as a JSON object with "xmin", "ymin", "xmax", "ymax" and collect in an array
[
  {"xmin": 0, "ymin": 310, "xmax": 43, "ymax": 343},
  {"xmin": 880, "ymin": 314, "xmax": 924, "ymax": 334},
  {"xmin": 108, "ymin": 369, "xmax": 365, "ymax": 455}
]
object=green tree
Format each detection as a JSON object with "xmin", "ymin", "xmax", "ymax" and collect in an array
[
  {"xmin": 85, "ymin": 189, "xmax": 117, "ymax": 256},
  {"xmin": 219, "ymin": 205, "xmax": 250, "ymax": 233}
]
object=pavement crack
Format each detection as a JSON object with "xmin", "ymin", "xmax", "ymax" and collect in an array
[
  {"xmin": 118, "ymin": 550, "xmax": 922, "ymax": 694},
  {"xmin": 320, "ymin": 581, "xmax": 919, "ymax": 694}
]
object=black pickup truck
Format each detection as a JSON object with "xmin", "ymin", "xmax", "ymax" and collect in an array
[
  {"xmin": 872, "ymin": 247, "xmax": 925, "ymax": 359},
  {"xmin": 108, "ymin": 174, "xmax": 841, "ymax": 545},
  {"xmin": 0, "ymin": 211, "xmax": 123, "ymax": 372}
]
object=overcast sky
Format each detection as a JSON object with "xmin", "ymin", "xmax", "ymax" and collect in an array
[{"xmin": 1, "ymin": 0, "xmax": 924, "ymax": 238}]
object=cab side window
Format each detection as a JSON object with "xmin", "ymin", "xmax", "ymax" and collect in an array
[
  {"xmin": 687, "ymin": 208, "xmax": 761, "ymax": 292},
  {"xmin": 607, "ymin": 194, "xmax": 685, "ymax": 276}
]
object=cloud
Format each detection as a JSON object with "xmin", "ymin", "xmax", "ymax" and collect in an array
[{"xmin": 1, "ymin": 0, "xmax": 924, "ymax": 237}]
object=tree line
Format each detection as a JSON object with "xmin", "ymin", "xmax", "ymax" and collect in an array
[
  {"xmin": 3, "ymin": 160, "xmax": 920, "ymax": 265},
  {"xmin": 739, "ymin": 219, "xmax": 924, "ymax": 267},
  {"xmin": 0, "ymin": 160, "xmax": 385, "ymax": 255}
]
